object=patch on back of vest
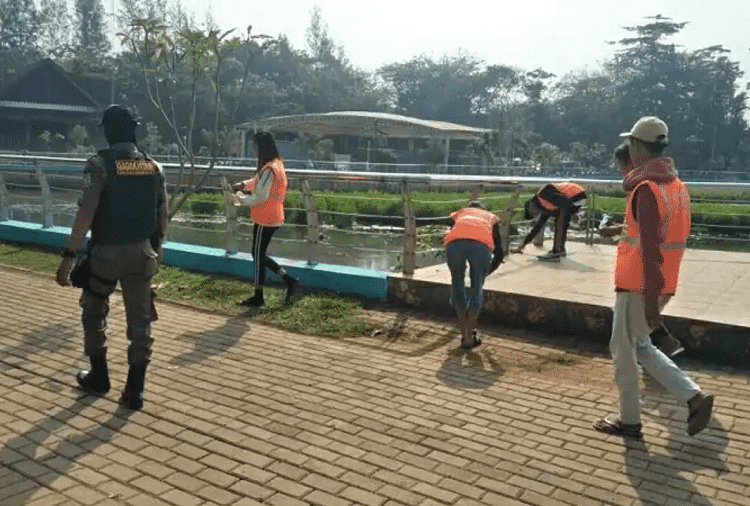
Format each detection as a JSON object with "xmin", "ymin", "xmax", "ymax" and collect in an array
[{"xmin": 115, "ymin": 159, "xmax": 158, "ymax": 176}]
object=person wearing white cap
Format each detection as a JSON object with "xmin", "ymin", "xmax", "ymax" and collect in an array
[{"xmin": 594, "ymin": 116, "xmax": 714, "ymax": 439}]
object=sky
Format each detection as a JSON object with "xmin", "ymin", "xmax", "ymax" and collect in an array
[{"xmin": 164, "ymin": 0, "xmax": 750, "ymax": 87}]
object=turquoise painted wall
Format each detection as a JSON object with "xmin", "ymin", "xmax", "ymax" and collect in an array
[{"xmin": 0, "ymin": 220, "xmax": 387, "ymax": 300}]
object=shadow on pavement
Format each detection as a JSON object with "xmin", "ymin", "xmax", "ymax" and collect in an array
[
  {"xmin": 0, "ymin": 324, "xmax": 78, "ymax": 372},
  {"xmin": 624, "ymin": 418, "xmax": 729, "ymax": 505},
  {"xmin": 436, "ymin": 345, "xmax": 505, "ymax": 389},
  {"xmin": 0, "ymin": 396, "xmax": 133, "ymax": 506},
  {"xmin": 169, "ymin": 315, "xmax": 249, "ymax": 366}
]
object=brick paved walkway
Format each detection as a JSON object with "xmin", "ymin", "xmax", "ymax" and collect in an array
[{"xmin": 1, "ymin": 266, "xmax": 749, "ymax": 506}]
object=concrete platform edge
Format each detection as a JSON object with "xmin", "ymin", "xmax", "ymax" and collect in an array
[{"xmin": 387, "ymin": 276, "xmax": 750, "ymax": 367}]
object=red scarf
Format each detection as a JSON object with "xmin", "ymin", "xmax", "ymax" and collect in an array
[{"xmin": 622, "ymin": 157, "xmax": 678, "ymax": 192}]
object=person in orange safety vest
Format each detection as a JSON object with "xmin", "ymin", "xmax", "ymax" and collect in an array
[
  {"xmin": 444, "ymin": 201, "xmax": 504, "ymax": 350},
  {"xmin": 231, "ymin": 131, "xmax": 298, "ymax": 308},
  {"xmin": 512, "ymin": 182, "xmax": 587, "ymax": 262},
  {"xmin": 600, "ymin": 142, "xmax": 685, "ymax": 358},
  {"xmin": 594, "ymin": 116, "xmax": 713, "ymax": 440}
]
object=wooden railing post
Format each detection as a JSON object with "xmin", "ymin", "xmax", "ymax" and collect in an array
[
  {"xmin": 470, "ymin": 184, "xmax": 484, "ymax": 202},
  {"xmin": 0, "ymin": 173, "xmax": 8, "ymax": 221},
  {"xmin": 402, "ymin": 182, "xmax": 417, "ymax": 275},
  {"xmin": 302, "ymin": 179, "xmax": 321, "ymax": 265},
  {"xmin": 35, "ymin": 161, "xmax": 54, "ymax": 228},
  {"xmin": 221, "ymin": 176, "xmax": 239, "ymax": 255},
  {"xmin": 586, "ymin": 188, "xmax": 595, "ymax": 245},
  {"xmin": 498, "ymin": 185, "xmax": 522, "ymax": 255}
]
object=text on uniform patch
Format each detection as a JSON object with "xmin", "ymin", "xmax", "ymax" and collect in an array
[{"xmin": 116, "ymin": 159, "xmax": 158, "ymax": 176}]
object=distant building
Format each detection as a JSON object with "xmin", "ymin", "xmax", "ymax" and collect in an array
[
  {"xmin": 240, "ymin": 111, "xmax": 494, "ymax": 173},
  {"xmin": 0, "ymin": 59, "xmax": 112, "ymax": 151}
]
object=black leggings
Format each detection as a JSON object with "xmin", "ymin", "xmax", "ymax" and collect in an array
[
  {"xmin": 538, "ymin": 186, "xmax": 585, "ymax": 253},
  {"xmin": 252, "ymin": 223, "xmax": 282, "ymax": 287}
]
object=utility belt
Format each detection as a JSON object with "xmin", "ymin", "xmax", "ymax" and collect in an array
[
  {"xmin": 70, "ymin": 255, "xmax": 117, "ymax": 299},
  {"xmin": 70, "ymin": 244, "xmax": 159, "ymax": 321}
]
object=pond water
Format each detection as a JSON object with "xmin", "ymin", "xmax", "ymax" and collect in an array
[{"xmin": 2, "ymin": 189, "xmax": 426, "ymax": 272}]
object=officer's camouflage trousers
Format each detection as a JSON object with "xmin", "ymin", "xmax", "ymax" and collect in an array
[{"xmin": 80, "ymin": 241, "xmax": 159, "ymax": 365}]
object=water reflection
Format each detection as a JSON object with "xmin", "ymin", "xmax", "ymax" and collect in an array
[{"xmin": 5, "ymin": 193, "xmax": 419, "ymax": 272}]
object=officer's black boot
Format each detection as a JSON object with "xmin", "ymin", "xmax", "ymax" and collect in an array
[
  {"xmin": 120, "ymin": 363, "xmax": 147, "ymax": 410},
  {"xmin": 76, "ymin": 353, "xmax": 110, "ymax": 394},
  {"xmin": 283, "ymin": 274, "xmax": 299, "ymax": 306}
]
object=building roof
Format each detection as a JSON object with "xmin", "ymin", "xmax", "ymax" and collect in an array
[
  {"xmin": 242, "ymin": 111, "xmax": 493, "ymax": 140},
  {"xmin": 0, "ymin": 59, "xmax": 101, "ymax": 117}
]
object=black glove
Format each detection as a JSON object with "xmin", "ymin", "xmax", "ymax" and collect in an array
[{"xmin": 231, "ymin": 182, "xmax": 244, "ymax": 192}]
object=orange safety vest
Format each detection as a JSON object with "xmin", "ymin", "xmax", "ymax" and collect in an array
[
  {"xmin": 614, "ymin": 179, "xmax": 691, "ymax": 294},
  {"xmin": 444, "ymin": 207, "xmax": 500, "ymax": 251},
  {"xmin": 244, "ymin": 158, "xmax": 288, "ymax": 225},
  {"xmin": 537, "ymin": 182, "xmax": 586, "ymax": 212}
]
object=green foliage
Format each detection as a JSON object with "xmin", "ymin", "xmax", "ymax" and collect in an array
[
  {"xmin": 379, "ymin": 52, "xmax": 522, "ymax": 124},
  {"xmin": 180, "ymin": 192, "xmax": 226, "ymax": 216},
  {"xmin": 74, "ymin": 0, "xmax": 110, "ymax": 64},
  {"xmin": 7, "ymin": 9, "xmax": 748, "ymax": 172},
  {"xmin": 0, "ymin": 0, "xmax": 40, "ymax": 51}
]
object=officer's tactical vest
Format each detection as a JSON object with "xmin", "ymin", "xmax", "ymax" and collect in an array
[{"xmin": 91, "ymin": 148, "xmax": 160, "ymax": 245}]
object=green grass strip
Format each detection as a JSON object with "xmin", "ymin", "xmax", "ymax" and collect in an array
[{"xmin": 0, "ymin": 242, "xmax": 377, "ymax": 339}]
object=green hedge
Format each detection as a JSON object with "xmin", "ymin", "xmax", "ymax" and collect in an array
[{"xmin": 176, "ymin": 189, "xmax": 750, "ymax": 234}]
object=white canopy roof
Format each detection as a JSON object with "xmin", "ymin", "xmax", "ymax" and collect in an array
[{"xmin": 241, "ymin": 111, "xmax": 493, "ymax": 140}]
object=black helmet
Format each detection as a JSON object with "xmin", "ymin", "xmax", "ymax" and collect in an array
[{"xmin": 101, "ymin": 104, "xmax": 139, "ymax": 143}]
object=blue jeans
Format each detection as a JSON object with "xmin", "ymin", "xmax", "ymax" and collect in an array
[{"xmin": 446, "ymin": 240, "xmax": 492, "ymax": 312}]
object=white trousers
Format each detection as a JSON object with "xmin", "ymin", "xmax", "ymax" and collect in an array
[{"xmin": 610, "ymin": 292, "xmax": 700, "ymax": 425}]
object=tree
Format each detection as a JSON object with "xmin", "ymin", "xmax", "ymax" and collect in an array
[
  {"xmin": 0, "ymin": 0, "xmax": 40, "ymax": 52},
  {"xmin": 118, "ymin": 16, "xmax": 274, "ymax": 216},
  {"xmin": 299, "ymin": 6, "xmax": 387, "ymax": 113},
  {"xmin": 530, "ymin": 142, "xmax": 561, "ymax": 170},
  {"xmin": 305, "ymin": 5, "xmax": 338, "ymax": 64},
  {"xmin": 605, "ymin": 15, "xmax": 748, "ymax": 170},
  {"xmin": 75, "ymin": 0, "xmax": 111, "ymax": 65},
  {"xmin": 379, "ymin": 52, "xmax": 501, "ymax": 124},
  {"xmin": 550, "ymin": 70, "xmax": 619, "ymax": 147},
  {"xmin": 37, "ymin": 0, "xmax": 75, "ymax": 59}
]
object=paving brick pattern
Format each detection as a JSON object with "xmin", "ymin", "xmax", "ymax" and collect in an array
[{"xmin": 1, "ymin": 266, "xmax": 749, "ymax": 505}]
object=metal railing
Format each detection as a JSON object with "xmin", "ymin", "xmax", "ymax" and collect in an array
[{"xmin": 2, "ymin": 153, "xmax": 750, "ymax": 275}]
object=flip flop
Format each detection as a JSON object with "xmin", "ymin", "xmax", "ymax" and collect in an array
[
  {"xmin": 460, "ymin": 333, "xmax": 482, "ymax": 351},
  {"xmin": 687, "ymin": 392, "xmax": 714, "ymax": 436},
  {"xmin": 593, "ymin": 416, "xmax": 643, "ymax": 439}
]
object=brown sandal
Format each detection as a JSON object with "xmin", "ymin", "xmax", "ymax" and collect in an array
[{"xmin": 461, "ymin": 330, "xmax": 482, "ymax": 351}]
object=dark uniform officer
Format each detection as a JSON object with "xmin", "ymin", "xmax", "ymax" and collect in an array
[{"xmin": 56, "ymin": 104, "xmax": 169, "ymax": 410}]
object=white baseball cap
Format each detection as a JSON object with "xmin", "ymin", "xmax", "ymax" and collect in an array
[{"xmin": 620, "ymin": 116, "xmax": 669, "ymax": 144}]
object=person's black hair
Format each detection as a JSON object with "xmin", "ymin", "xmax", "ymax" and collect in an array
[
  {"xmin": 254, "ymin": 131, "xmax": 280, "ymax": 168},
  {"xmin": 523, "ymin": 196, "xmax": 539, "ymax": 221},
  {"xmin": 101, "ymin": 104, "xmax": 139, "ymax": 144},
  {"xmin": 631, "ymin": 137, "xmax": 668, "ymax": 156},
  {"xmin": 614, "ymin": 141, "xmax": 630, "ymax": 166},
  {"xmin": 642, "ymin": 140, "xmax": 667, "ymax": 156}
]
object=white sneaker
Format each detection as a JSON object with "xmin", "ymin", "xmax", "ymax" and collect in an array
[{"xmin": 537, "ymin": 251, "xmax": 562, "ymax": 262}]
